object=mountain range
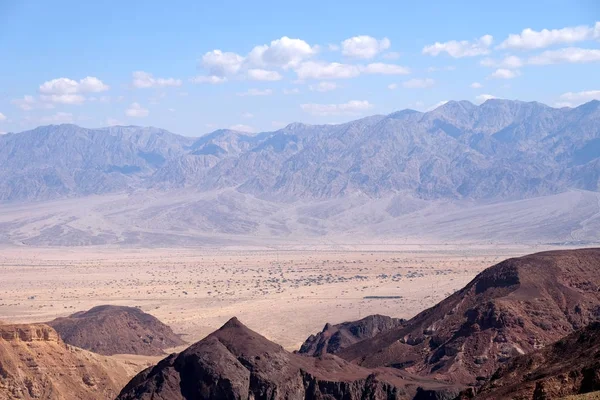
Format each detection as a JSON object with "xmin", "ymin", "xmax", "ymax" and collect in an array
[{"xmin": 0, "ymin": 99, "xmax": 599, "ymax": 246}]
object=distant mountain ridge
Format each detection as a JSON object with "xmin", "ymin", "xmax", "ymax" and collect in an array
[{"xmin": 1, "ymin": 99, "xmax": 599, "ymax": 203}]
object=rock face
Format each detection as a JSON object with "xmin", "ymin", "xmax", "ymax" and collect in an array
[
  {"xmin": 0, "ymin": 323, "xmax": 131, "ymax": 400},
  {"xmin": 47, "ymin": 305, "xmax": 185, "ymax": 356},
  {"xmin": 117, "ymin": 317, "xmax": 461, "ymax": 400},
  {"xmin": 299, "ymin": 314, "xmax": 406, "ymax": 356},
  {"xmin": 473, "ymin": 322, "xmax": 600, "ymax": 399},
  {"xmin": 335, "ymin": 248, "xmax": 600, "ymax": 386}
]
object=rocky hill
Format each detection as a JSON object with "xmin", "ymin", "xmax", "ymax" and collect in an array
[
  {"xmin": 0, "ymin": 323, "xmax": 131, "ymax": 399},
  {"xmin": 47, "ymin": 305, "xmax": 185, "ymax": 356},
  {"xmin": 299, "ymin": 314, "xmax": 405, "ymax": 356},
  {"xmin": 473, "ymin": 322, "xmax": 600, "ymax": 399},
  {"xmin": 116, "ymin": 317, "xmax": 462, "ymax": 400},
  {"xmin": 295, "ymin": 248, "xmax": 600, "ymax": 387}
]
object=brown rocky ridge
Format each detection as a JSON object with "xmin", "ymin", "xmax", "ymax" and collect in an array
[
  {"xmin": 0, "ymin": 323, "xmax": 131, "ymax": 400},
  {"xmin": 468, "ymin": 321, "xmax": 600, "ymax": 399},
  {"xmin": 301, "ymin": 248, "xmax": 600, "ymax": 388},
  {"xmin": 299, "ymin": 314, "xmax": 406, "ymax": 357},
  {"xmin": 47, "ymin": 305, "xmax": 185, "ymax": 356},
  {"xmin": 117, "ymin": 317, "xmax": 462, "ymax": 400}
]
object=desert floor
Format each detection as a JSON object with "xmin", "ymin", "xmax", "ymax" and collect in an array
[{"xmin": 0, "ymin": 244, "xmax": 574, "ymax": 351}]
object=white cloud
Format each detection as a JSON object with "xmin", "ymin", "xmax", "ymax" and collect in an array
[
  {"xmin": 132, "ymin": 71, "xmax": 182, "ymax": 88},
  {"xmin": 0, "ymin": 112, "xmax": 5, "ymax": 121},
  {"xmin": 283, "ymin": 88, "xmax": 300, "ymax": 95},
  {"xmin": 295, "ymin": 61, "xmax": 361, "ymax": 80},
  {"xmin": 40, "ymin": 94, "xmax": 86, "ymax": 105},
  {"xmin": 38, "ymin": 76, "xmax": 108, "ymax": 104},
  {"xmin": 489, "ymin": 68, "xmax": 521, "ymax": 79},
  {"xmin": 236, "ymin": 88, "xmax": 273, "ymax": 96},
  {"xmin": 201, "ymin": 50, "xmax": 245, "ymax": 76},
  {"xmin": 423, "ymin": 35, "xmax": 493, "ymax": 58},
  {"xmin": 388, "ymin": 83, "xmax": 398, "ymax": 90},
  {"xmin": 499, "ymin": 22, "xmax": 600, "ymax": 50},
  {"xmin": 125, "ymin": 102, "xmax": 149, "ymax": 117},
  {"xmin": 327, "ymin": 44, "xmax": 340, "ymax": 51},
  {"xmin": 363, "ymin": 63, "xmax": 410, "ymax": 75},
  {"xmin": 402, "ymin": 78, "xmax": 435, "ymax": 88},
  {"xmin": 559, "ymin": 90, "xmax": 600, "ymax": 106},
  {"xmin": 200, "ymin": 37, "xmax": 317, "ymax": 79},
  {"xmin": 190, "ymin": 75, "xmax": 227, "ymax": 84},
  {"xmin": 382, "ymin": 51, "xmax": 401, "ymax": 60},
  {"xmin": 470, "ymin": 82, "xmax": 483, "ymax": 89},
  {"xmin": 527, "ymin": 47, "xmax": 600, "ymax": 65},
  {"xmin": 39, "ymin": 77, "xmax": 109, "ymax": 94},
  {"xmin": 309, "ymin": 81, "xmax": 338, "ymax": 92},
  {"xmin": 247, "ymin": 69, "xmax": 283, "ymax": 81},
  {"xmin": 480, "ymin": 55, "xmax": 523, "ymax": 68},
  {"xmin": 475, "ymin": 94, "xmax": 497, "ymax": 103},
  {"xmin": 300, "ymin": 100, "xmax": 373, "ymax": 116},
  {"xmin": 341, "ymin": 36, "xmax": 391, "ymax": 59},
  {"xmin": 229, "ymin": 124, "xmax": 256, "ymax": 133},
  {"xmin": 40, "ymin": 112, "xmax": 73, "ymax": 124},
  {"xmin": 0, "ymin": 131, "xmax": 6, "ymax": 135},
  {"xmin": 241, "ymin": 112, "xmax": 254, "ymax": 118},
  {"xmin": 247, "ymin": 37, "xmax": 317, "ymax": 69}
]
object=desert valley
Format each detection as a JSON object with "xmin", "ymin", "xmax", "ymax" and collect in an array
[
  {"xmin": 0, "ymin": 97, "xmax": 600, "ymax": 399},
  {"xmin": 2, "ymin": 246, "xmax": 600, "ymax": 399},
  {"xmin": 2, "ymin": 4, "xmax": 600, "ymax": 398},
  {"xmin": 0, "ymin": 245, "xmax": 533, "ymax": 350}
]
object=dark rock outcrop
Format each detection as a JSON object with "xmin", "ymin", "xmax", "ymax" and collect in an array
[
  {"xmin": 473, "ymin": 322, "xmax": 600, "ymax": 399},
  {"xmin": 117, "ymin": 317, "xmax": 461, "ymax": 400},
  {"xmin": 47, "ymin": 305, "xmax": 185, "ymax": 356},
  {"xmin": 299, "ymin": 314, "xmax": 406, "ymax": 356},
  {"xmin": 336, "ymin": 248, "xmax": 600, "ymax": 386}
]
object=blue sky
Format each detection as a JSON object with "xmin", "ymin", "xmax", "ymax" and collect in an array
[{"xmin": 0, "ymin": 0, "xmax": 599, "ymax": 136}]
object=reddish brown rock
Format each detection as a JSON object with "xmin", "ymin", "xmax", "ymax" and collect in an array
[
  {"xmin": 117, "ymin": 317, "xmax": 462, "ymax": 400},
  {"xmin": 0, "ymin": 323, "xmax": 130, "ymax": 400},
  {"xmin": 299, "ymin": 314, "xmax": 406, "ymax": 357},
  {"xmin": 473, "ymin": 322, "xmax": 600, "ymax": 399},
  {"xmin": 336, "ymin": 248, "xmax": 600, "ymax": 386},
  {"xmin": 47, "ymin": 305, "xmax": 185, "ymax": 356}
]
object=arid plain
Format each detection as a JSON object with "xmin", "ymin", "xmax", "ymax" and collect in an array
[{"xmin": 0, "ymin": 244, "xmax": 570, "ymax": 351}]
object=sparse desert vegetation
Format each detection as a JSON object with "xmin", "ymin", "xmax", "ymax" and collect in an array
[{"xmin": 0, "ymin": 244, "xmax": 562, "ymax": 349}]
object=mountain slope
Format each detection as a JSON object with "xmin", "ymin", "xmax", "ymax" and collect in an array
[
  {"xmin": 47, "ymin": 305, "xmax": 185, "ymax": 356},
  {"xmin": 0, "ymin": 124, "xmax": 192, "ymax": 201},
  {"xmin": 1, "ymin": 99, "xmax": 599, "ymax": 203},
  {"xmin": 474, "ymin": 322, "xmax": 600, "ymax": 399},
  {"xmin": 116, "ymin": 317, "xmax": 462, "ymax": 400},
  {"xmin": 299, "ymin": 314, "xmax": 406, "ymax": 357},
  {"xmin": 0, "ymin": 323, "xmax": 131, "ymax": 399},
  {"xmin": 332, "ymin": 248, "xmax": 600, "ymax": 386}
]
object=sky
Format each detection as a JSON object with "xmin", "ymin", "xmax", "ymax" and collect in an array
[{"xmin": 0, "ymin": 0, "xmax": 599, "ymax": 136}]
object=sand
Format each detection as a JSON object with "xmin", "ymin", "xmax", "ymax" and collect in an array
[{"xmin": 0, "ymin": 244, "xmax": 571, "ymax": 350}]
